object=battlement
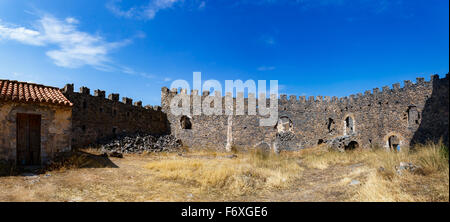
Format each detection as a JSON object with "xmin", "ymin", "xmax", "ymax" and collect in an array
[
  {"xmin": 159, "ymin": 72, "xmax": 449, "ymax": 151},
  {"xmin": 53, "ymin": 73, "xmax": 450, "ymax": 152},
  {"xmin": 63, "ymin": 83, "xmax": 168, "ymax": 148},
  {"xmin": 161, "ymin": 73, "xmax": 449, "ymax": 112},
  {"xmin": 63, "ymin": 84, "xmax": 159, "ymax": 109}
]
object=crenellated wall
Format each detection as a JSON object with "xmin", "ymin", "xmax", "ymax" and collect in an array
[
  {"xmin": 161, "ymin": 73, "xmax": 449, "ymax": 150},
  {"xmin": 62, "ymin": 84, "xmax": 169, "ymax": 148}
]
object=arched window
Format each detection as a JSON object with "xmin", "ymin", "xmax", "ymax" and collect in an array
[
  {"xmin": 327, "ymin": 118, "xmax": 335, "ymax": 133},
  {"xmin": 345, "ymin": 116, "xmax": 355, "ymax": 135},
  {"xmin": 180, "ymin": 115, "xmax": 192, "ymax": 129},
  {"xmin": 275, "ymin": 116, "xmax": 293, "ymax": 132}
]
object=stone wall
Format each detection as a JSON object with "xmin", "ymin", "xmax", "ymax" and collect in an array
[
  {"xmin": 62, "ymin": 84, "xmax": 169, "ymax": 148},
  {"xmin": 0, "ymin": 102, "xmax": 72, "ymax": 164},
  {"xmin": 161, "ymin": 73, "xmax": 449, "ymax": 151}
]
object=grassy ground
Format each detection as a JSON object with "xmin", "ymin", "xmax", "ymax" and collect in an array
[{"xmin": 0, "ymin": 143, "xmax": 448, "ymax": 202}]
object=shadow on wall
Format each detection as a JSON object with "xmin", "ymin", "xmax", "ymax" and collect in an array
[{"xmin": 411, "ymin": 74, "xmax": 449, "ymax": 148}]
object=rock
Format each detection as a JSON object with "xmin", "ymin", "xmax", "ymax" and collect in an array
[
  {"xmin": 98, "ymin": 133, "xmax": 182, "ymax": 154},
  {"xmin": 274, "ymin": 131, "xmax": 296, "ymax": 152},
  {"xmin": 349, "ymin": 179, "xmax": 360, "ymax": 185},
  {"xmin": 29, "ymin": 178, "xmax": 40, "ymax": 184},
  {"xmin": 69, "ymin": 196, "xmax": 83, "ymax": 202},
  {"xmin": 349, "ymin": 163, "xmax": 364, "ymax": 168},
  {"xmin": 324, "ymin": 135, "xmax": 359, "ymax": 152},
  {"xmin": 225, "ymin": 154, "xmax": 237, "ymax": 159},
  {"xmin": 396, "ymin": 162, "xmax": 423, "ymax": 175}
]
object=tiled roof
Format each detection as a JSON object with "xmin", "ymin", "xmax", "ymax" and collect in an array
[{"xmin": 0, "ymin": 79, "xmax": 73, "ymax": 107}]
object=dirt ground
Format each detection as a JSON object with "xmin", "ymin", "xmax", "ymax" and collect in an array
[{"xmin": 0, "ymin": 146, "xmax": 448, "ymax": 202}]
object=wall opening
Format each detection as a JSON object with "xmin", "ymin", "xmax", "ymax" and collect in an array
[
  {"xmin": 318, "ymin": 139, "xmax": 324, "ymax": 145},
  {"xmin": 327, "ymin": 118, "xmax": 335, "ymax": 133},
  {"xmin": 388, "ymin": 135, "xmax": 400, "ymax": 151},
  {"xmin": 344, "ymin": 116, "xmax": 355, "ymax": 135},
  {"xmin": 345, "ymin": 141, "xmax": 359, "ymax": 150},
  {"xmin": 407, "ymin": 105, "xmax": 420, "ymax": 126},
  {"xmin": 180, "ymin": 115, "xmax": 192, "ymax": 129},
  {"xmin": 275, "ymin": 116, "xmax": 293, "ymax": 132},
  {"xmin": 82, "ymin": 100, "xmax": 87, "ymax": 109}
]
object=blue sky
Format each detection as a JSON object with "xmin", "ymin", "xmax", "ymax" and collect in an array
[{"xmin": 0, "ymin": 0, "xmax": 448, "ymax": 105}]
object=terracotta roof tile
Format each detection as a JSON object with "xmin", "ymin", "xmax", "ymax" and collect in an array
[{"xmin": 0, "ymin": 79, "xmax": 73, "ymax": 107}]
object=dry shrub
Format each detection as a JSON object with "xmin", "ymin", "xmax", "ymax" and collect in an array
[
  {"xmin": 354, "ymin": 171, "xmax": 418, "ymax": 202},
  {"xmin": 299, "ymin": 145, "xmax": 372, "ymax": 169},
  {"xmin": 0, "ymin": 143, "xmax": 447, "ymax": 202},
  {"xmin": 297, "ymin": 142, "xmax": 448, "ymax": 202},
  {"xmin": 145, "ymin": 149, "xmax": 302, "ymax": 198},
  {"xmin": 413, "ymin": 142, "xmax": 449, "ymax": 174},
  {"xmin": 355, "ymin": 142, "xmax": 449, "ymax": 202}
]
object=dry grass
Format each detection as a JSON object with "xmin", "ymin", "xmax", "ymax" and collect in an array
[
  {"xmin": 354, "ymin": 142, "xmax": 449, "ymax": 202},
  {"xmin": 299, "ymin": 142, "xmax": 449, "ymax": 202},
  {"xmin": 145, "ymin": 149, "xmax": 303, "ymax": 199},
  {"xmin": 0, "ymin": 143, "xmax": 448, "ymax": 202}
]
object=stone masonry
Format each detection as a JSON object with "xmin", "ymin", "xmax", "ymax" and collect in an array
[
  {"xmin": 62, "ymin": 84, "xmax": 169, "ymax": 148},
  {"xmin": 161, "ymin": 74, "xmax": 449, "ymax": 151}
]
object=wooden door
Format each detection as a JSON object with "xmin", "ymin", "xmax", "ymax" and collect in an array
[{"xmin": 16, "ymin": 113, "xmax": 41, "ymax": 165}]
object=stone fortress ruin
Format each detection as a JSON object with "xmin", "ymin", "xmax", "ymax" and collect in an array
[
  {"xmin": 61, "ymin": 84, "xmax": 169, "ymax": 149},
  {"xmin": 1, "ymin": 73, "xmax": 449, "ymax": 165},
  {"xmin": 161, "ymin": 74, "xmax": 449, "ymax": 152}
]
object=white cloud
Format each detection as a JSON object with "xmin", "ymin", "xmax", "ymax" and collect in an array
[
  {"xmin": 0, "ymin": 14, "xmax": 131, "ymax": 70},
  {"xmin": 257, "ymin": 66, "xmax": 276, "ymax": 71},
  {"xmin": 0, "ymin": 24, "xmax": 43, "ymax": 46},
  {"xmin": 65, "ymin": 17, "xmax": 79, "ymax": 24},
  {"xmin": 119, "ymin": 66, "xmax": 156, "ymax": 79},
  {"xmin": 107, "ymin": 0, "xmax": 182, "ymax": 20}
]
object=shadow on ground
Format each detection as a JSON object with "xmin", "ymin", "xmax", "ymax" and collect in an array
[{"xmin": 0, "ymin": 150, "xmax": 119, "ymax": 177}]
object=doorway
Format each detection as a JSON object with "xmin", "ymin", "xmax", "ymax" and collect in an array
[
  {"xmin": 16, "ymin": 113, "xmax": 41, "ymax": 165},
  {"xmin": 388, "ymin": 135, "xmax": 400, "ymax": 151}
]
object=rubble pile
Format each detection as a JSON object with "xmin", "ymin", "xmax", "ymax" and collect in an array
[{"xmin": 98, "ymin": 134, "xmax": 182, "ymax": 154}]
